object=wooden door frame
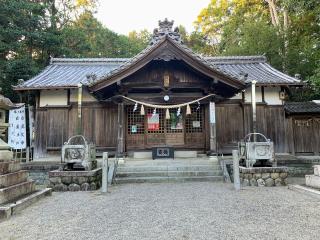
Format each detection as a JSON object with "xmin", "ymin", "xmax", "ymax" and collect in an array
[{"xmin": 125, "ymin": 105, "xmax": 206, "ymax": 150}]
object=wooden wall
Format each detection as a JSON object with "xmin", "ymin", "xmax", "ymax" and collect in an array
[
  {"xmin": 290, "ymin": 116, "xmax": 320, "ymax": 154},
  {"xmin": 34, "ymin": 103, "xmax": 118, "ymax": 158},
  {"xmin": 216, "ymin": 103, "xmax": 290, "ymax": 153},
  {"xmin": 33, "ymin": 102, "xmax": 319, "ymax": 158}
]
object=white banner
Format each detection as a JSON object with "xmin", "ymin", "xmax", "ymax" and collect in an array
[
  {"xmin": 8, "ymin": 106, "xmax": 27, "ymax": 149},
  {"xmin": 209, "ymin": 102, "xmax": 216, "ymax": 124},
  {"xmin": 28, "ymin": 105, "xmax": 35, "ymax": 147}
]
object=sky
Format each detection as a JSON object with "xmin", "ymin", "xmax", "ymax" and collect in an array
[{"xmin": 95, "ymin": 0, "xmax": 211, "ymax": 35}]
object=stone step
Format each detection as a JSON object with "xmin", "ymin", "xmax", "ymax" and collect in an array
[
  {"xmin": 120, "ymin": 161, "xmax": 220, "ymax": 167},
  {"xmin": 115, "ymin": 176, "xmax": 224, "ymax": 184},
  {"xmin": 117, "ymin": 165, "xmax": 221, "ymax": 172},
  {"xmin": 0, "ymin": 188, "xmax": 52, "ymax": 221},
  {"xmin": 0, "ymin": 181, "xmax": 35, "ymax": 205},
  {"xmin": 117, "ymin": 170, "xmax": 223, "ymax": 178},
  {"xmin": 305, "ymin": 175, "xmax": 320, "ymax": 189},
  {"xmin": 0, "ymin": 170, "xmax": 28, "ymax": 188},
  {"xmin": 123, "ymin": 159, "xmax": 218, "ymax": 165},
  {"xmin": 0, "ymin": 161, "xmax": 21, "ymax": 175},
  {"xmin": 122, "ymin": 162, "xmax": 220, "ymax": 167},
  {"xmin": 132, "ymin": 151, "xmax": 198, "ymax": 159}
]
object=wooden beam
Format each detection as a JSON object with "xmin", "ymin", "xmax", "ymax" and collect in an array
[{"xmin": 117, "ymin": 102, "xmax": 125, "ymax": 157}]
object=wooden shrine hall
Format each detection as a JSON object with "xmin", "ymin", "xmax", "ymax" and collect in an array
[{"xmin": 15, "ymin": 19, "xmax": 318, "ymax": 159}]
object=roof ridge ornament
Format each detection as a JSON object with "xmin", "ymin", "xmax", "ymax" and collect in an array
[{"xmin": 150, "ymin": 18, "xmax": 182, "ymax": 45}]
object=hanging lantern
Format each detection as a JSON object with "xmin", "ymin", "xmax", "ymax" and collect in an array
[
  {"xmin": 140, "ymin": 105, "xmax": 145, "ymax": 115},
  {"xmin": 165, "ymin": 109, "xmax": 170, "ymax": 119},
  {"xmin": 186, "ymin": 104, "xmax": 191, "ymax": 115}
]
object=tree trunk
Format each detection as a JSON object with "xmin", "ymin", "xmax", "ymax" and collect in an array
[{"xmin": 266, "ymin": 0, "xmax": 280, "ymax": 27}]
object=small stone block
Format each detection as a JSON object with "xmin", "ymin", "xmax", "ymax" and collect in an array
[
  {"xmin": 81, "ymin": 183, "xmax": 90, "ymax": 191},
  {"xmin": 242, "ymin": 179, "xmax": 250, "ymax": 187},
  {"xmin": 280, "ymin": 172, "xmax": 288, "ymax": 179},
  {"xmin": 250, "ymin": 178, "xmax": 257, "ymax": 186},
  {"xmin": 257, "ymin": 179, "xmax": 265, "ymax": 187},
  {"xmin": 275, "ymin": 178, "xmax": 282, "ymax": 186},
  {"xmin": 68, "ymin": 183, "xmax": 80, "ymax": 191},
  {"xmin": 261, "ymin": 173, "xmax": 270, "ymax": 180},
  {"xmin": 265, "ymin": 178, "xmax": 275, "ymax": 187},
  {"xmin": 313, "ymin": 165, "xmax": 320, "ymax": 176},
  {"xmin": 306, "ymin": 175, "xmax": 320, "ymax": 189},
  {"xmin": 271, "ymin": 173, "xmax": 280, "ymax": 179}
]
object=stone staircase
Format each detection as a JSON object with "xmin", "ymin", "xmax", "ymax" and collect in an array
[
  {"xmin": 114, "ymin": 158, "xmax": 223, "ymax": 184},
  {"xmin": 0, "ymin": 160, "xmax": 51, "ymax": 220}
]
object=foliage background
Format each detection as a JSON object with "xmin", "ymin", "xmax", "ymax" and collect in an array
[{"xmin": 0, "ymin": 0, "xmax": 319, "ymax": 101}]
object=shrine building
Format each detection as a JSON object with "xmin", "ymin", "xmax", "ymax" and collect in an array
[{"xmin": 15, "ymin": 19, "xmax": 320, "ymax": 159}]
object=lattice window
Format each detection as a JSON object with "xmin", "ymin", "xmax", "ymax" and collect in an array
[
  {"xmin": 185, "ymin": 106, "xmax": 203, "ymax": 133},
  {"xmin": 166, "ymin": 109, "xmax": 183, "ymax": 133},
  {"xmin": 147, "ymin": 108, "xmax": 165, "ymax": 133},
  {"xmin": 127, "ymin": 107, "xmax": 145, "ymax": 134}
]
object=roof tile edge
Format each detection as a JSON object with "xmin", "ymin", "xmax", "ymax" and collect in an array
[
  {"xmin": 51, "ymin": 58, "xmax": 131, "ymax": 64},
  {"xmin": 205, "ymin": 55, "xmax": 267, "ymax": 64}
]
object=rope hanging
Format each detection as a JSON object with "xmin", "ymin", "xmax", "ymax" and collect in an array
[{"xmin": 120, "ymin": 94, "xmax": 215, "ymax": 109}]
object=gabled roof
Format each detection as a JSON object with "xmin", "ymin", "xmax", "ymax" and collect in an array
[
  {"xmin": 15, "ymin": 19, "xmax": 303, "ymax": 91},
  {"xmin": 284, "ymin": 101, "xmax": 320, "ymax": 114},
  {"xmin": 88, "ymin": 35, "xmax": 246, "ymax": 92}
]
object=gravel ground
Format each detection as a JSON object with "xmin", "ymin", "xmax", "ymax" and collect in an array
[{"xmin": 1, "ymin": 182, "xmax": 320, "ymax": 240}]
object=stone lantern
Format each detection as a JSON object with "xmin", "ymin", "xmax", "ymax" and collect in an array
[{"xmin": 0, "ymin": 91, "xmax": 16, "ymax": 160}]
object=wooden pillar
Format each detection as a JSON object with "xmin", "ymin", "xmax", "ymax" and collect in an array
[
  {"xmin": 117, "ymin": 102, "xmax": 125, "ymax": 158},
  {"xmin": 76, "ymin": 83, "xmax": 83, "ymax": 135},
  {"xmin": 312, "ymin": 117, "xmax": 319, "ymax": 155},
  {"xmin": 209, "ymin": 101, "xmax": 217, "ymax": 155},
  {"xmin": 251, "ymin": 80, "xmax": 257, "ymax": 135}
]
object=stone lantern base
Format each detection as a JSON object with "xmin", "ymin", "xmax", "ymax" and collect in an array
[{"xmin": 0, "ymin": 139, "xmax": 13, "ymax": 161}]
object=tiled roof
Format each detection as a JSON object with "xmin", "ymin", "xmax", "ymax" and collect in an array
[
  {"xmin": 207, "ymin": 56, "xmax": 300, "ymax": 85},
  {"xmin": 15, "ymin": 58, "xmax": 129, "ymax": 90},
  {"xmin": 16, "ymin": 55, "xmax": 302, "ymax": 90},
  {"xmin": 15, "ymin": 19, "xmax": 302, "ymax": 90},
  {"xmin": 284, "ymin": 101, "xmax": 320, "ymax": 114}
]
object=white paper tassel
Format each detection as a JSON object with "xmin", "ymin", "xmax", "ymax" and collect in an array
[
  {"xmin": 177, "ymin": 107, "xmax": 181, "ymax": 116},
  {"xmin": 165, "ymin": 109, "xmax": 170, "ymax": 119},
  {"xmin": 196, "ymin": 101, "xmax": 200, "ymax": 111},
  {"xmin": 186, "ymin": 104, "xmax": 191, "ymax": 115},
  {"xmin": 152, "ymin": 108, "xmax": 156, "ymax": 116},
  {"xmin": 140, "ymin": 105, "xmax": 145, "ymax": 115},
  {"xmin": 133, "ymin": 102, "xmax": 138, "ymax": 112}
]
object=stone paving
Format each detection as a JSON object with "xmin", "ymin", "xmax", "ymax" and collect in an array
[{"xmin": 0, "ymin": 182, "xmax": 319, "ymax": 240}]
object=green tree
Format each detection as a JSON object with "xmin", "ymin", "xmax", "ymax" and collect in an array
[
  {"xmin": 0, "ymin": 0, "xmax": 151, "ymax": 100},
  {"xmin": 194, "ymin": 0, "xmax": 320, "ymax": 100},
  {"xmin": 61, "ymin": 12, "xmax": 150, "ymax": 58},
  {"xmin": 0, "ymin": 0, "xmax": 50, "ymax": 99}
]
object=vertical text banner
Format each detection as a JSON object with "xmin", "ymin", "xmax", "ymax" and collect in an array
[
  {"xmin": 28, "ymin": 105, "xmax": 35, "ymax": 147},
  {"xmin": 8, "ymin": 106, "xmax": 27, "ymax": 149},
  {"xmin": 209, "ymin": 102, "xmax": 216, "ymax": 124}
]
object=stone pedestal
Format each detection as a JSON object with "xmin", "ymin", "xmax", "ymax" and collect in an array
[
  {"xmin": 0, "ymin": 139, "xmax": 13, "ymax": 161},
  {"xmin": 305, "ymin": 165, "xmax": 320, "ymax": 189},
  {"xmin": 0, "ymin": 151, "xmax": 13, "ymax": 161},
  {"xmin": 49, "ymin": 168, "xmax": 102, "ymax": 191},
  {"xmin": 239, "ymin": 166, "xmax": 288, "ymax": 187}
]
